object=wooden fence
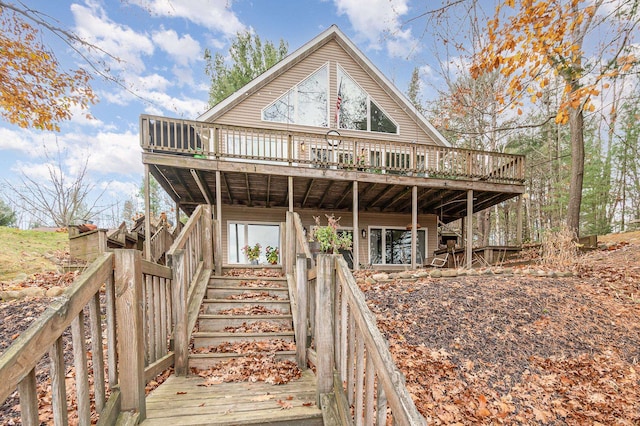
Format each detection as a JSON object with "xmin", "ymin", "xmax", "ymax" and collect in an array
[
  {"xmin": 141, "ymin": 114, "xmax": 525, "ymax": 184},
  {"xmin": 285, "ymin": 212, "xmax": 425, "ymax": 425}
]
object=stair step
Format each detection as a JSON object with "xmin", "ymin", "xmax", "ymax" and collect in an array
[
  {"xmin": 198, "ymin": 314, "xmax": 293, "ymax": 332},
  {"xmin": 192, "ymin": 331, "xmax": 295, "ymax": 348},
  {"xmin": 210, "ymin": 276, "xmax": 288, "ymax": 288},
  {"xmin": 207, "ymin": 286, "xmax": 290, "ymax": 299},
  {"xmin": 188, "ymin": 351, "xmax": 296, "ymax": 369},
  {"xmin": 202, "ymin": 299, "xmax": 291, "ymax": 314}
]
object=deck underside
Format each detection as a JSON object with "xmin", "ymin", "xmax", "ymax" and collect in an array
[
  {"xmin": 140, "ymin": 370, "xmax": 323, "ymax": 426},
  {"xmin": 145, "ymin": 153, "xmax": 523, "ymax": 223}
]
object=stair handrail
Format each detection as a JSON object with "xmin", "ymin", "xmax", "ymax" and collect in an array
[
  {"xmin": 166, "ymin": 204, "xmax": 213, "ymax": 375},
  {"xmin": 0, "ymin": 250, "xmax": 175, "ymax": 424},
  {"xmin": 314, "ymin": 254, "xmax": 426, "ymax": 425}
]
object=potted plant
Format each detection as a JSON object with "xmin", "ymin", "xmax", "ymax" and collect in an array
[
  {"xmin": 265, "ymin": 246, "xmax": 279, "ymax": 264},
  {"xmin": 309, "ymin": 214, "xmax": 353, "ymax": 254},
  {"xmin": 242, "ymin": 243, "xmax": 261, "ymax": 264}
]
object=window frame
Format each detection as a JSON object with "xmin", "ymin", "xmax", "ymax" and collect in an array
[
  {"xmin": 261, "ymin": 63, "xmax": 330, "ymax": 128},
  {"xmin": 336, "ymin": 65, "xmax": 399, "ymax": 135},
  {"xmin": 368, "ymin": 226, "xmax": 427, "ymax": 265}
]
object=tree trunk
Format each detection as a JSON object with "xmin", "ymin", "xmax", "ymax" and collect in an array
[{"xmin": 566, "ymin": 106, "xmax": 585, "ymax": 239}]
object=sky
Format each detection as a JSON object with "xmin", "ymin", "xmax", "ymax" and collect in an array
[{"xmin": 0, "ymin": 0, "xmax": 457, "ymax": 227}]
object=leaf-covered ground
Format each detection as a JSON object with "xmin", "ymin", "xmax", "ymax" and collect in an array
[{"xmin": 355, "ymin": 241, "xmax": 640, "ymax": 424}]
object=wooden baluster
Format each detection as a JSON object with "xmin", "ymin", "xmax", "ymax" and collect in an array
[
  {"xmin": 159, "ymin": 277, "xmax": 168, "ymax": 356},
  {"xmin": 49, "ymin": 336, "xmax": 68, "ymax": 425},
  {"xmin": 364, "ymin": 352, "xmax": 375, "ymax": 425},
  {"xmin": 71, "ymin": 311, "xmax": 91, "ymax": 425},
  {"xmin": 154, "ymin": 275, "xmax": 162, "ymax": 362},
  {"xmin": 340, "ymin": 290, "xmax": 348, "ymax": 379},
  {"xmin": 18, "ymin": 368, "xmax": 38, "ymax": 426},
  {"xmin": 89, "ymin": 293, "xmax": 106, "ymax": 412},
  {"xmin": 347, "ymin": 308, "xmax": 356, "ymax": 405},
  {"xmin": 355, "ymin": 333, "xmax": 365, "ymax": 426},
  {"xmin": 146, "ymin": 275, "xmax": 154, "ymax": 364},
  {"xmin": 105, "ymin": 273, "xmax": 118, "ymax": 386},
  {"xmin": 295, "ymin": 254, "xmax": 308, "ymax": 369},
  {"xmin": 377, "ymin": 382, "xmax": 387, "ymax": 426}
]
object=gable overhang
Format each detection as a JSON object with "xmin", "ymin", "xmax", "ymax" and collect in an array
[{"xmin": 197, "ymin": 25, "xmax": 450, "ymax": 147}]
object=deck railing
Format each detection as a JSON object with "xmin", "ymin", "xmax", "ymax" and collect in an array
[
  {"xmin": 0, "ymin": 250, "xmax": 175, "ymax": 424},
  {"xmin": 285, "ymin": 212, "xmax": 425, "ymax": 425},
  {"xmin": 141, "ymin": 114, "xmax": 525, "ymax": 184}
]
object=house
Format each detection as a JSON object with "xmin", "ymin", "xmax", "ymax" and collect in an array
[{"xmin": 139, "ymin": 25, "xmax": 525, "ymax": 270}]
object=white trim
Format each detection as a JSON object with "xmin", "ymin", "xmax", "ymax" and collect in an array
[{"xmin": 227, "ymin": 220, "xmax": 281, "ymax": 264}]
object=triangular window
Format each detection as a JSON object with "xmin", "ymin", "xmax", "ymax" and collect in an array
[
  {"xmin": 263, "ymin": 64, "xmax": 328, "ymax": 127},
  {"xmin": 337, "ymin": 66, "xmax": 398, "ymax": 134}
]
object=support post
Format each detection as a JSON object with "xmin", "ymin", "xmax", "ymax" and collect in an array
[
  {"xmin": 411, "ymin": 185, "xmax": 417, "ymax": 269},
  {"xmin": 144, "ymin": 164, "xmax": 151, "ymax": 260},
  {"xmin": 516, "ymin": 194, "xmax": 523, "ymax": 246},
  {"xmin": 170, "ymin": 249, "xmax": 188, "ymax": 375},
  {"xmin": 114, "ymin": 250, "xmax": 146, "ymax": 420},
  {"xmin": 316, "ymin": 254, "xmax": 335, "ymax": 403},
  {"xmin": 175, "ymin": 200, "xmax": 180, "ymax": 231},
  {"xmin": 288, "ymin": 176, "xmax": 294, "ymax": 212},
  {"xmin": 215, "ymin": 171, "xmax": 223, "ymax": 275},
  {"xmin": 202, "ymin": 205, "xmax": 213, "ymax": 269},
  {"xmin": 295, "ymin": 254, "xmax": 308, "ymax": 369},
  {"xmin": 466, "ymin": 190, "xmax": 474, "ymax": 269},
  {"xmin": 285, "ymin": 212, "xmax": 295, "ymax": 275},
  {"xmin": 352, "ymin": 180, "xmax": 359, "ymax": 270}
]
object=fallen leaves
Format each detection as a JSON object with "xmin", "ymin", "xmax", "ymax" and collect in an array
[
  {"xmin": 226, "ymin": 291, "xmax": 286, "ymax": 301},
  {"xmin": 216, "ymin": 305, "xmax": 287, "ymax": 316},
  {"xmin": 224, "ymin": 321, "xmax": 291, "ymax": 333},
  {"xmin": 193, "ymin": 354, "xmax": 301, "ymax": 385},
  {"xmin": 358, "ymin": 242, "xmax": 640, "ymax": 424},
  {"xmin": 224, "ymin": 269, "xmax": 284, "ymax": 278}
]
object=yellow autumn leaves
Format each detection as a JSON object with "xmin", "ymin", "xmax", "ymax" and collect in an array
[{"xmin": 0, "ymin": 8, "xmax": 96, "ymax": 131}]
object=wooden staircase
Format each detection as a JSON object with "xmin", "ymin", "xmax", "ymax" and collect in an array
[
  {"xmin": 190, "ymin": 274, "xmax": 297, "ymax": 369},
  {"xmin": 142, "ymin": 269, "xmax": 323, "ymax": 425}
]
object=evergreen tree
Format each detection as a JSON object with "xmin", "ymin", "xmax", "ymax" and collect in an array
[{"xmin": 205, "ymin": 31, "xmax": 288, "ymax": 107}]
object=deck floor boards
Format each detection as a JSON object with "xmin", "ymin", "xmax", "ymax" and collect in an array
[{"xmin": 140, "ymin": 370, "xmax": 323, "ymax": 425}]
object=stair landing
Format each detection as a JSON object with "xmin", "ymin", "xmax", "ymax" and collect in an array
[{"xmin": 141, "ymin": 369, "xmax": 322, "ymax": 425}]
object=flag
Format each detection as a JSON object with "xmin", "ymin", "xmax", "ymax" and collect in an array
[{"xmin": 335, "ymin": 79, "xmax": 342, "ymax": 127}]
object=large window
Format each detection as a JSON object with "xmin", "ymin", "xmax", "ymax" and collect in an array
[
  {"xmin": 337, "ymin": 66, "xmax": 398, "ymax": 134},
  {"xmin": 228, "ymin": 222, "xmax": 280, "ymax": 264},
  {"xmin": 263, "ymin": 64, "xmax": 329, "ymax": 127},
  {"xmin": 369, "ymin": 227, "xmax": 426, "ymax": 265}
]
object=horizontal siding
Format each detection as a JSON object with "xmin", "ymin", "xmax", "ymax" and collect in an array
[
  {"xmin": 214, "ymin": 39, "xmax": 439, "ymax": 146},
  {"xmin": 219, "ymin": 205, "xmax": 437, "ymax": 267}
]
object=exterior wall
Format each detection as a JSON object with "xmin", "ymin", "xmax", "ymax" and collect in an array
[
  {"xmin": 212, "ymin": 39, "xmax": 439, "ymax": 146},
  {"xmin": 220, "ymin": 205, "xmax": 438, "ymax": 268}
]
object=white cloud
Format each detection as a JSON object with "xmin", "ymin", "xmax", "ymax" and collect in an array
[
  {"xmin": 99, "ymin": 180, "xmax": 140, "ymax": 200},
  {"xmin": 152, "ymin": 29, "xmax": 202, "ymax": 65},
  {"xmin": 131, "ymin": 0, "xmax": 245, "ymax": 36},
  {"xmin": 71, "ymin": 2, "xmax": 154, "ymax": 73},
  {"xmin": 63, "ymin": 130, "xmax": 142, "ymax": 176},
  {"xmin": 333, "ymin": 0, "xmax": 419, "ymax": 58}
]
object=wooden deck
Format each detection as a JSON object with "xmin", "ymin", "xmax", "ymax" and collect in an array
[{"xmin": 140, "ymin": 370, "xmax": 322, "ymax": 425}]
